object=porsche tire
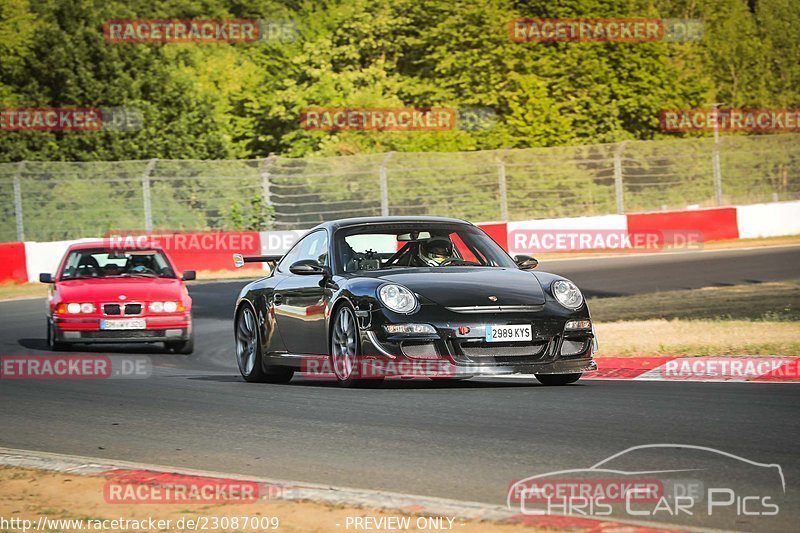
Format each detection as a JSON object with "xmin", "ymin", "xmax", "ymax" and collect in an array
[
  {"xmin": 330, "ymin": 304, "xmax": 381, "ymax": 388},
  {"xmin": 236, "ymin": 305, "xmax": 293, "ymax": 384},
  {"xmin": 534, "ymin": 373, "xmax": 582, "ymax": 385}
]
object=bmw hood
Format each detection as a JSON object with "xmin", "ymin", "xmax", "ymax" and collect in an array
[
  {"xmin": 375, "ymin": 267, "xmax": 546, "ymax": 307},
  {"xmin": 57, "ymin": 277, "xmax": 185, "ymax": 303}
]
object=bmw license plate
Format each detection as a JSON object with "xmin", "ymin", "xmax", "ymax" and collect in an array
[
  {"xmin": 485, "ymin": 324, "xmax": 532, "ymax": 343},
  {"xmin": 101, "ymin": 319, "xmax": 146, "ymax": 330}
]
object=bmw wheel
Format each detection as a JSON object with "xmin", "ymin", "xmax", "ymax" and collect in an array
[{"xmin": 47, "ymin": 319, "xmax": 67, "ymax": 351}]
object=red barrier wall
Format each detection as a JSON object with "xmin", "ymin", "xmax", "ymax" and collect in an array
[
  {"xmin": 0, "ymin": 242, "xmax": 28, "ymax": 283},
  {"xmin": 627, "ymin": 207, "xmax": 739, "ymax": 244},
  {"xmin": 477, "ymin": 222, "xmax": 508, "ymax": 251}
]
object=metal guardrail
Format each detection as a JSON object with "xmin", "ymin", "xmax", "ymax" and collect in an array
[{"xmin": 1, "ymin": 133, "xmax": 798, "ymax": 242}]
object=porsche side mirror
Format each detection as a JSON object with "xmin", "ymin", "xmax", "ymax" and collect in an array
[
  {"xmin": 182, "ymin": 270, "xmax": 196, "ymax": 281},
  {"xmin": 39, "ymin": 273, "xmax": 54, "ymax": 283},
  {"xmin": 514, "ymin": 254, "xmax": 538, "ymax": 270},
  {"xmin": 289, "ymin": 260, "xmax": 327, "ymax": 276}
]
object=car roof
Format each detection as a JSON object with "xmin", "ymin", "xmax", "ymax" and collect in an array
[
  {"xmin": 66, "ymin": 240, "xmax": 165, "ymax": 252},
  {"xmin": 311, "ymin": 216, "xmax": 473, "ymax": 232}
]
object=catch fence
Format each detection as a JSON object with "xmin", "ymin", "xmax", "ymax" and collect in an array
[{"xmin": 1, "ymin": 133, "xmax": 797, "ymax": 242}]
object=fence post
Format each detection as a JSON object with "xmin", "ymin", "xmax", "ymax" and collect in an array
[
  {"xmin": 13, "ymin": 161, "xmax": 26, "ymax": 242},
  {"xmin": 142, "ymin": 159, "xmax": 157, "ymax": 232},
  {"xmin": 379, "ymin": 152, "xmax": 394, "ymax": 216},
  {"xmin": 613, "ymin": 142, "xmax": 626, "ymax": 214},
  {"xmin": 260, "ymin": 154, "xmax": 277, "ymax": 206},
  {"xmin": 712, "ymin": 107, "xmax": 723, "ymax": 205},
  {"xmin": 497, "ymin": 152, "xmax": 509, "ymax": 221}
]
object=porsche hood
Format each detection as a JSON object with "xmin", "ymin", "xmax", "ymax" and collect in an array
[{"xmin": 375, "ymin": 267, "xmax": 546, "ymax": 308}]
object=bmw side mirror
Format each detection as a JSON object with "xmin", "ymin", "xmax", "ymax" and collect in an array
[
  {"xmin": 289, "ymin": 260, "xmax": 326, "ymax": 276},
  {"xmin": 514, "ymin": 255, "xmax": 538, "ymax": 270},
  {"xmin": 182, "ymin": 270, "xmax": 196, "ymax": 281},
  {"xmin": 39, "ymin": 273, "xmax": 54, "ymax": 283}
]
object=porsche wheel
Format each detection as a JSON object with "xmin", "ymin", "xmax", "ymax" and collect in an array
[
  {"xmin": 535, "ymin": 373, "xmax": 582, "ymax": 386},
  {"xmin": 236, "ymin": 305, "xmax": 292, "ymax": 384},
  {"xmin": 330, "ymin": 305, "xmax": 381, "ymax": 387}
]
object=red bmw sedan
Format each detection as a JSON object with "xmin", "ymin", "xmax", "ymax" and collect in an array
[{"xmin": 40, "ymin": 242, "xmax": 195, "ymax": 353}]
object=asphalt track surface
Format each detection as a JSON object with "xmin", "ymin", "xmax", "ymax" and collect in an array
[{"xmin": 1, "ymin": 245, "xmax": 799, "ymax": 531}]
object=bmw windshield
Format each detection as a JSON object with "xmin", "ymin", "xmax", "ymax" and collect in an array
[{"xmin": 59, "ymin": 249, "xmax": 177, "ymax": 280}]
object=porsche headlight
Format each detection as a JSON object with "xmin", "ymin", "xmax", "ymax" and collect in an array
[
  {"xmin": 378, "ymin": 284, "xmax": 418, "ymax": 314},
  {"xmin": 552, "ymin": 280, "xmax": 584, "ymax": 310}
]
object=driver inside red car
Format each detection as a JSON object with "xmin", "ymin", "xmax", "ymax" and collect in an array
[{"xmin": 127, "ymin": 254, "xmax": 156, "ymax": 274}]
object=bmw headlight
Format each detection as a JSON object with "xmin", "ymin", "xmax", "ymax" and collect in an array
[
  {"xmin": 551, "ymin": 280, "xmax": 584, "ymax": 310},
  {"xmin": 378, "ymin": 284, "xmax": 418, "ymax": 314},
  {"xmin": 148, "ymin": 301, "xmax": 182, "ymax": 313}
]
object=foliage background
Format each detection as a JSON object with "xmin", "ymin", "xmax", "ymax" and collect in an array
[
  {"xmin": 0, "ymin": 0, "xmax": 797, "ymax": 237},
  {"xmin": 2, "ymin": 0, "xmax": 797, "ymax": 161}
]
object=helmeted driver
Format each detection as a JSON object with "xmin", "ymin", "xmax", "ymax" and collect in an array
[
  {"xmin": 418, "ymin": 237, "xmax": 455, "ymax": 266},
  {"xmin": 127, "ymin": 254, "xmax": 154, "ymax": 273}
]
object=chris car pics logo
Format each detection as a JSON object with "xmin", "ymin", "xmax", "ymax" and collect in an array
[{"xmin": 508, "ymin": 444, "xmax": 784, "ymax": 522}]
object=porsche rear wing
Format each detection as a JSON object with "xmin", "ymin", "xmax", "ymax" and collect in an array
[{"xmin": 232, "ymin": 253, "xmax": 282, "ymax": 268}]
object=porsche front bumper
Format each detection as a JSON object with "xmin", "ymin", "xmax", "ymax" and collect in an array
[{"xmin": 358, "ymin": 305, "xmax": 597, "ymax": 377}]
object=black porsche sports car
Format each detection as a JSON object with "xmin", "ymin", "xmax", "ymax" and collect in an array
[{"xmin": 233, "ymin": 216, "xmax": 597, "ymax": 386}]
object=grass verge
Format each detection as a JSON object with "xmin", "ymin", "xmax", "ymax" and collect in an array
[
  {"xmin": 0, "ymin": 467, "xmax": 539, "ymax": 533},
  {"xmin": 590, "ymin": 280, "xmax": 800, "ymax": 322},
  {"xmin": 595, "ymin": 320, "xmax": 800, "ymax": 357},
  {"xmin": 591, "ymin": 281, "xmax": 800, "ymax": 357},
  {"xmin": 0, "ymin": 282, "xmax": 48, "ymax": 301}
]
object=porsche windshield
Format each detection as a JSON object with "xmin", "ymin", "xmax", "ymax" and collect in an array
[
  {"xmin": 59, "ymin": 249, "xmax": 177, "ymax": 280},
  {"xmin": 336, "ymin": 224, "xmax": 516, "ymax": 273}
]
